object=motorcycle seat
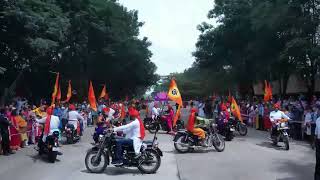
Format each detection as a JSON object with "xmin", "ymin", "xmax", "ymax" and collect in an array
[
  {"xmin": 143, "ymin": 140, "xmax": 153, "ymax": 144},
  {"xmin": 66, "ymin": 124, "xmax": 75, "ymax": 129}
]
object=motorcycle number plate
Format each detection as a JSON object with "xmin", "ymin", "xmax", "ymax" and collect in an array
[
  {"xmin": 52, "ymin": 147, "xmax": 60, "ymax": 151},
  {"xmin": 283, "ymin": 132, "xmax": 288, "ymax": 136},
  {"xmin": 230, "ymin": 128, "xmax": 235, "ymax": 131}
]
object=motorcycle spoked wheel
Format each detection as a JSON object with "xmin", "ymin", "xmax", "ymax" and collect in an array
[
  {"xmin": 85, "ymin": 149, "xmax": 108, "ymax": 173},
  {"xmin": 138, "ymin": 149, "xmax": 161, "ymax": 174},
  {"xmin": 238, "ymin": 123, "xmax": 248, "ymax": 136},
  {"xmin": 212, "ymin": 134, "xmax": 225, "ymax": 152}
]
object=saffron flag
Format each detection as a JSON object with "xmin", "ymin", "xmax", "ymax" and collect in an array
[
  {"xmin": 88, "ymin": 81, "xmax": 97, "ymax": 111},
  {"xmin": 231, "ymin": 96, "xmax": 242, "ymax": 122},
  {"xmin": 268, "ymin": 82, "xmax": 273, "ymax": 100},
  {"xmin": 51, "ymin": 73, "xmax": 60, "ymax": 105},
  {"xmin": 99, "ymin": 85, "xmax": 109, "ymax": 100},
  {"xmin": 63, "ymin": 80, "xmax": 72, "ymax": 103},
  {"xmin": 56, "ymin": 85, "xmax": 61, "ymax": 102},
  {"xmin": 167, "ymin": 79, "xmax": 183, "ymax": 126},
  {"xmin": 264, "ymin": 80, "xmax": 272, "ymax": 102}
]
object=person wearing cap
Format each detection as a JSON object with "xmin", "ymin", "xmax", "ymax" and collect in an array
[
  {"xmin": 269, "ymin": 102, "xmax": 290, "ymax": 138},
  {"xmin": 112, "ymin": 108, "xmax": 145, "ymax": 165},
  {"xmin": 67, "ymin": 104, "xmax": 84, "ymax": 135},
  {"xmin": 35, "ymin": 107, "xmax": 60, "ymax": 144}
]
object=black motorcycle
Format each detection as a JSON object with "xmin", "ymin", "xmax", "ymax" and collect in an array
[
  {"xmin": 85, "ymin": 127, "xmax": 163, "ymax": 174},
  {"xmin": 271, "ymin": 119, "xmax": 290, "ymax": 150},
  {"xmin": 144, "ymin": 116, "xmax": 184, "ymax": 133},
  {"xmin": 65, "ymin": 124, "xmax": 80, "ymax": 144},
  {"xmin": 173, "ymin": 120, "xmax": 225, "ymax": 153},
  {"xmin": 37, "ymin": 131, "xmax": 62, "ymax": 163},
  {"xmin": 217, "ymin": 118, "xmax": 235, "ymax": 141},
  {"xmin": 232, "ymin": 117, "xmax": 248, "ymax": 136}
]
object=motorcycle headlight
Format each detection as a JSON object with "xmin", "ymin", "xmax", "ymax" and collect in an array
[{"xmin": 98, "ymin": 134, "xmax": 104, "ymax": 142}]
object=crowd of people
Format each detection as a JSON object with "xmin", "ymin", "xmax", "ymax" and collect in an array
[{"xmin": 0, "ymin": 97, "xmax": 94, "ymax": 156}]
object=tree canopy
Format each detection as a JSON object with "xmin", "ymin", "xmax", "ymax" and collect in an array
[
  {"xmin": 0, "ymin": 0, "xmax": 158, "ymax": 103},
  {"xmin": 175, "ymin": 0, "xmax": 320, "ymax": 98}
]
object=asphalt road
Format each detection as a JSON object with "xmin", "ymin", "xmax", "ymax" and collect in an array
[{"xmin": 0, "ymin": 124, "xmax": 316, "ymax": 180}]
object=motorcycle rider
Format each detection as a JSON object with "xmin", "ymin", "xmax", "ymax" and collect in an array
[
  {"xmin": 269, "ymin": 103, "xmax": 290, "ymax": 137},
  {"xmin": 187, "ymin": 108, "xmax": 207, "ymax": 146},
  {"xmin": 67, "ymin": 104, "xmax": 84, "ymax": 136},
  {"xmin": 112, "ymin": 107, "xmax": 145, "ymax": 165},
  {"xmin": 151, "ymin": 103, "xmax": 159, "ymax": 120},
  {"xmin": 35, "ymin": 106, "xmax": 62, "ymax": 154}
]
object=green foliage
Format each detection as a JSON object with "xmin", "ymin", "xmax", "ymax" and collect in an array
[
  {"xmin": 0, "ymin": 0, "xmax": 158, "ymax": 102},
  {"xmin": 190, "ymin": 0, "xmax": 320, "ymax": 97}
]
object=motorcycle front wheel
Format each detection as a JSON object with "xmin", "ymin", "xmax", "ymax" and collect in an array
[
  {"xmin": 85, "ymin": 149, "xmax": 108, "ymax": 173},
  {"xmin": 238, "ymin": 123, "xmax": 248, "ymax": 136},
  {"xmin": 212, "ymin": 134, "xmax": 225, "ymax": 152},
  {"xmin": 138, "ymin": 149, "xmax": 161, "ymax": 174}
]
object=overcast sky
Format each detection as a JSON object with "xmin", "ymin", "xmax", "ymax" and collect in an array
[{"xmin": 118, "ymin": 0, "xmax": 214, "ymax": 75}]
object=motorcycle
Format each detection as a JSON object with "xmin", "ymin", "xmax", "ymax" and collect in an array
[
  {"xmin": 173, "ymin": 120, "xmax": 225, "ymax": 153},
  {"xmin": 217, "ymin": 118, "xmax": 235, "ymax": 141},
  {"xmin": 234, "ymin": 118, "xmax": 248, "ymax": 136},
  {"xmin": 144, "ymin": 116, "xmax": 184, "ymax": 133},
  {"xmin": 85, "ymin": 126, "xmax": 163, "ymax": 174},
  {"xmin": 271, "ymin": 119, "xmax": 290, "ymax": 150},
  {"xmin": 37, "ymin": 131, "xmax": 62, "ymax": 163},
  {"xmin": 65, "ymin": 124, "xmax": 80, "ymax": 144}
]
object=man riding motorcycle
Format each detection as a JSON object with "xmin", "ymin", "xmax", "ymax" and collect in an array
[
  {"xmin": 269, "ymin": 103, "xmax": 290, "ymax": 137},
  {"xmin": 112, "ymin": 107, "xmax": 145, "ymax": 165},
  {"xmin": 67, "ymin": 104, "xmax": 84, "ymax": 136},
  {"xmin": 187, "ymin": 108, "xmax": 206, "ymax": 146},
  {"xmin": 35, "ymin": 106, "xmax": 61, "ymax": 154}
]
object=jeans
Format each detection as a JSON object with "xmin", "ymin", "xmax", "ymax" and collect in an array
[{"xmin": 115, "ymin": 138, "xmax": 133, "ymax": 161}]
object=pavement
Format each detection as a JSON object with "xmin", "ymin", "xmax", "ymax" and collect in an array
[{"xmin": 0, "ymin": 126, "xmax": 316, "ymax": 180}]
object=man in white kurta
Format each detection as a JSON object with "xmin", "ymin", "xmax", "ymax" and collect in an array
[
  {"xmin": 67, "ymin": 105, "xmax": 84, "ymax": 130},
  {"xmin": 36, "ymin": 114, "xmax": 60, "ymax": 142},
  {"xmin": 269, "ymin": 103, "xmax": 290, "ymax": 137},
  {"xmin": 113, "ymin": 111, "xmax": 143, "ymax": 165}
]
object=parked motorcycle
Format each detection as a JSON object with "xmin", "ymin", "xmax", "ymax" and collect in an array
[
  {"xmin": 271, "ymin": 119, "xmax": 290, "ymax": 150},
  {"xmin": 37, "ymin": 131, "xmax": 62, "ymax": 163},
  {"xmin": 173, "ymin": 120, "xmax": 225, "ymax": 153},
  {"xmin": 144, "ymin": 116, "xmax": 184, "ymax": 133},
  {"xmin": 65, "ymin": 124, "xmax": 80, "ymax": 144},
  {"xmin": 85, "ymin": 126, "xmax": 163, "ymax": 174}
]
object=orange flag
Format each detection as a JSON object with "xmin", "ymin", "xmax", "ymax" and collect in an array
[
  {"xmin": 99, "ymin": 85, "xmax": 109, "ymax": 100},
  {"xmin": 268, "ymin": 82, "xmax": 273, "ymax": 100},
  {"xmin": 51, "ymin": 73, "xmax": 60, "ymax": 105},
  {"xmin": 56, "ymin": 85, "xmax": 61, "ymax": 102},
  {"xmin": 264, "ymin": 80, "xmax": 272, "ymax": 102},
  {"xmin": 167, "ymin": 79, "xmax": 183, "ymax": 126},
  {"xmin": 63, "ymin": 80, "xmax": 72, "ymax": 103},
  {"xmin": 231, "ymin": 96, "xmax": 242, "ymax": 122},
  {"xmin": 88, "ymin": 81, "xmax": 97, "ymax": 111}
]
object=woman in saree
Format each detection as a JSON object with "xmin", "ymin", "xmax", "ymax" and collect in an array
[{"xmin": 9, "ymin": 109, "xmax": 21, "ymax": 150}]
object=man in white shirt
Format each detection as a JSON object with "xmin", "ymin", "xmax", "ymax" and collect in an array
[
  {"xmin": 36, "ymin": 107, "xmax": 60, "ymax": 142},
  {"xmin": 269, "ymin": 103, "xmax": 290, "ymax": 137},
  {"xmin": 103, "ymin": 107, "xmax": 116, "ymax": 122},
  {"xmin": 112, "ymin": 108, "xmax": 145, "ymax": 165},
  {"xmin": 67, "ymin": 104, "xmax": 84, "ymax": 134},
  {"xmin": 151, "ymin": 103, "xmax": 159, "ymax": 120}
]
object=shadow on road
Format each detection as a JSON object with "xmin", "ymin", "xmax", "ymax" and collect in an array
[
  {"xmin": 274, "ymin": 159, "xmax": 314, "ymax": 180},
  {"xmin": 26, "ymin": 154, "xmax": 61, "ymax": 163},
  {"xmin": 81, "ymin": 167, "xmax": 142, "ymax": 176},
  {"xmin": 256, "ymin": 141, "xmax": 287, "ymax": 151}
]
